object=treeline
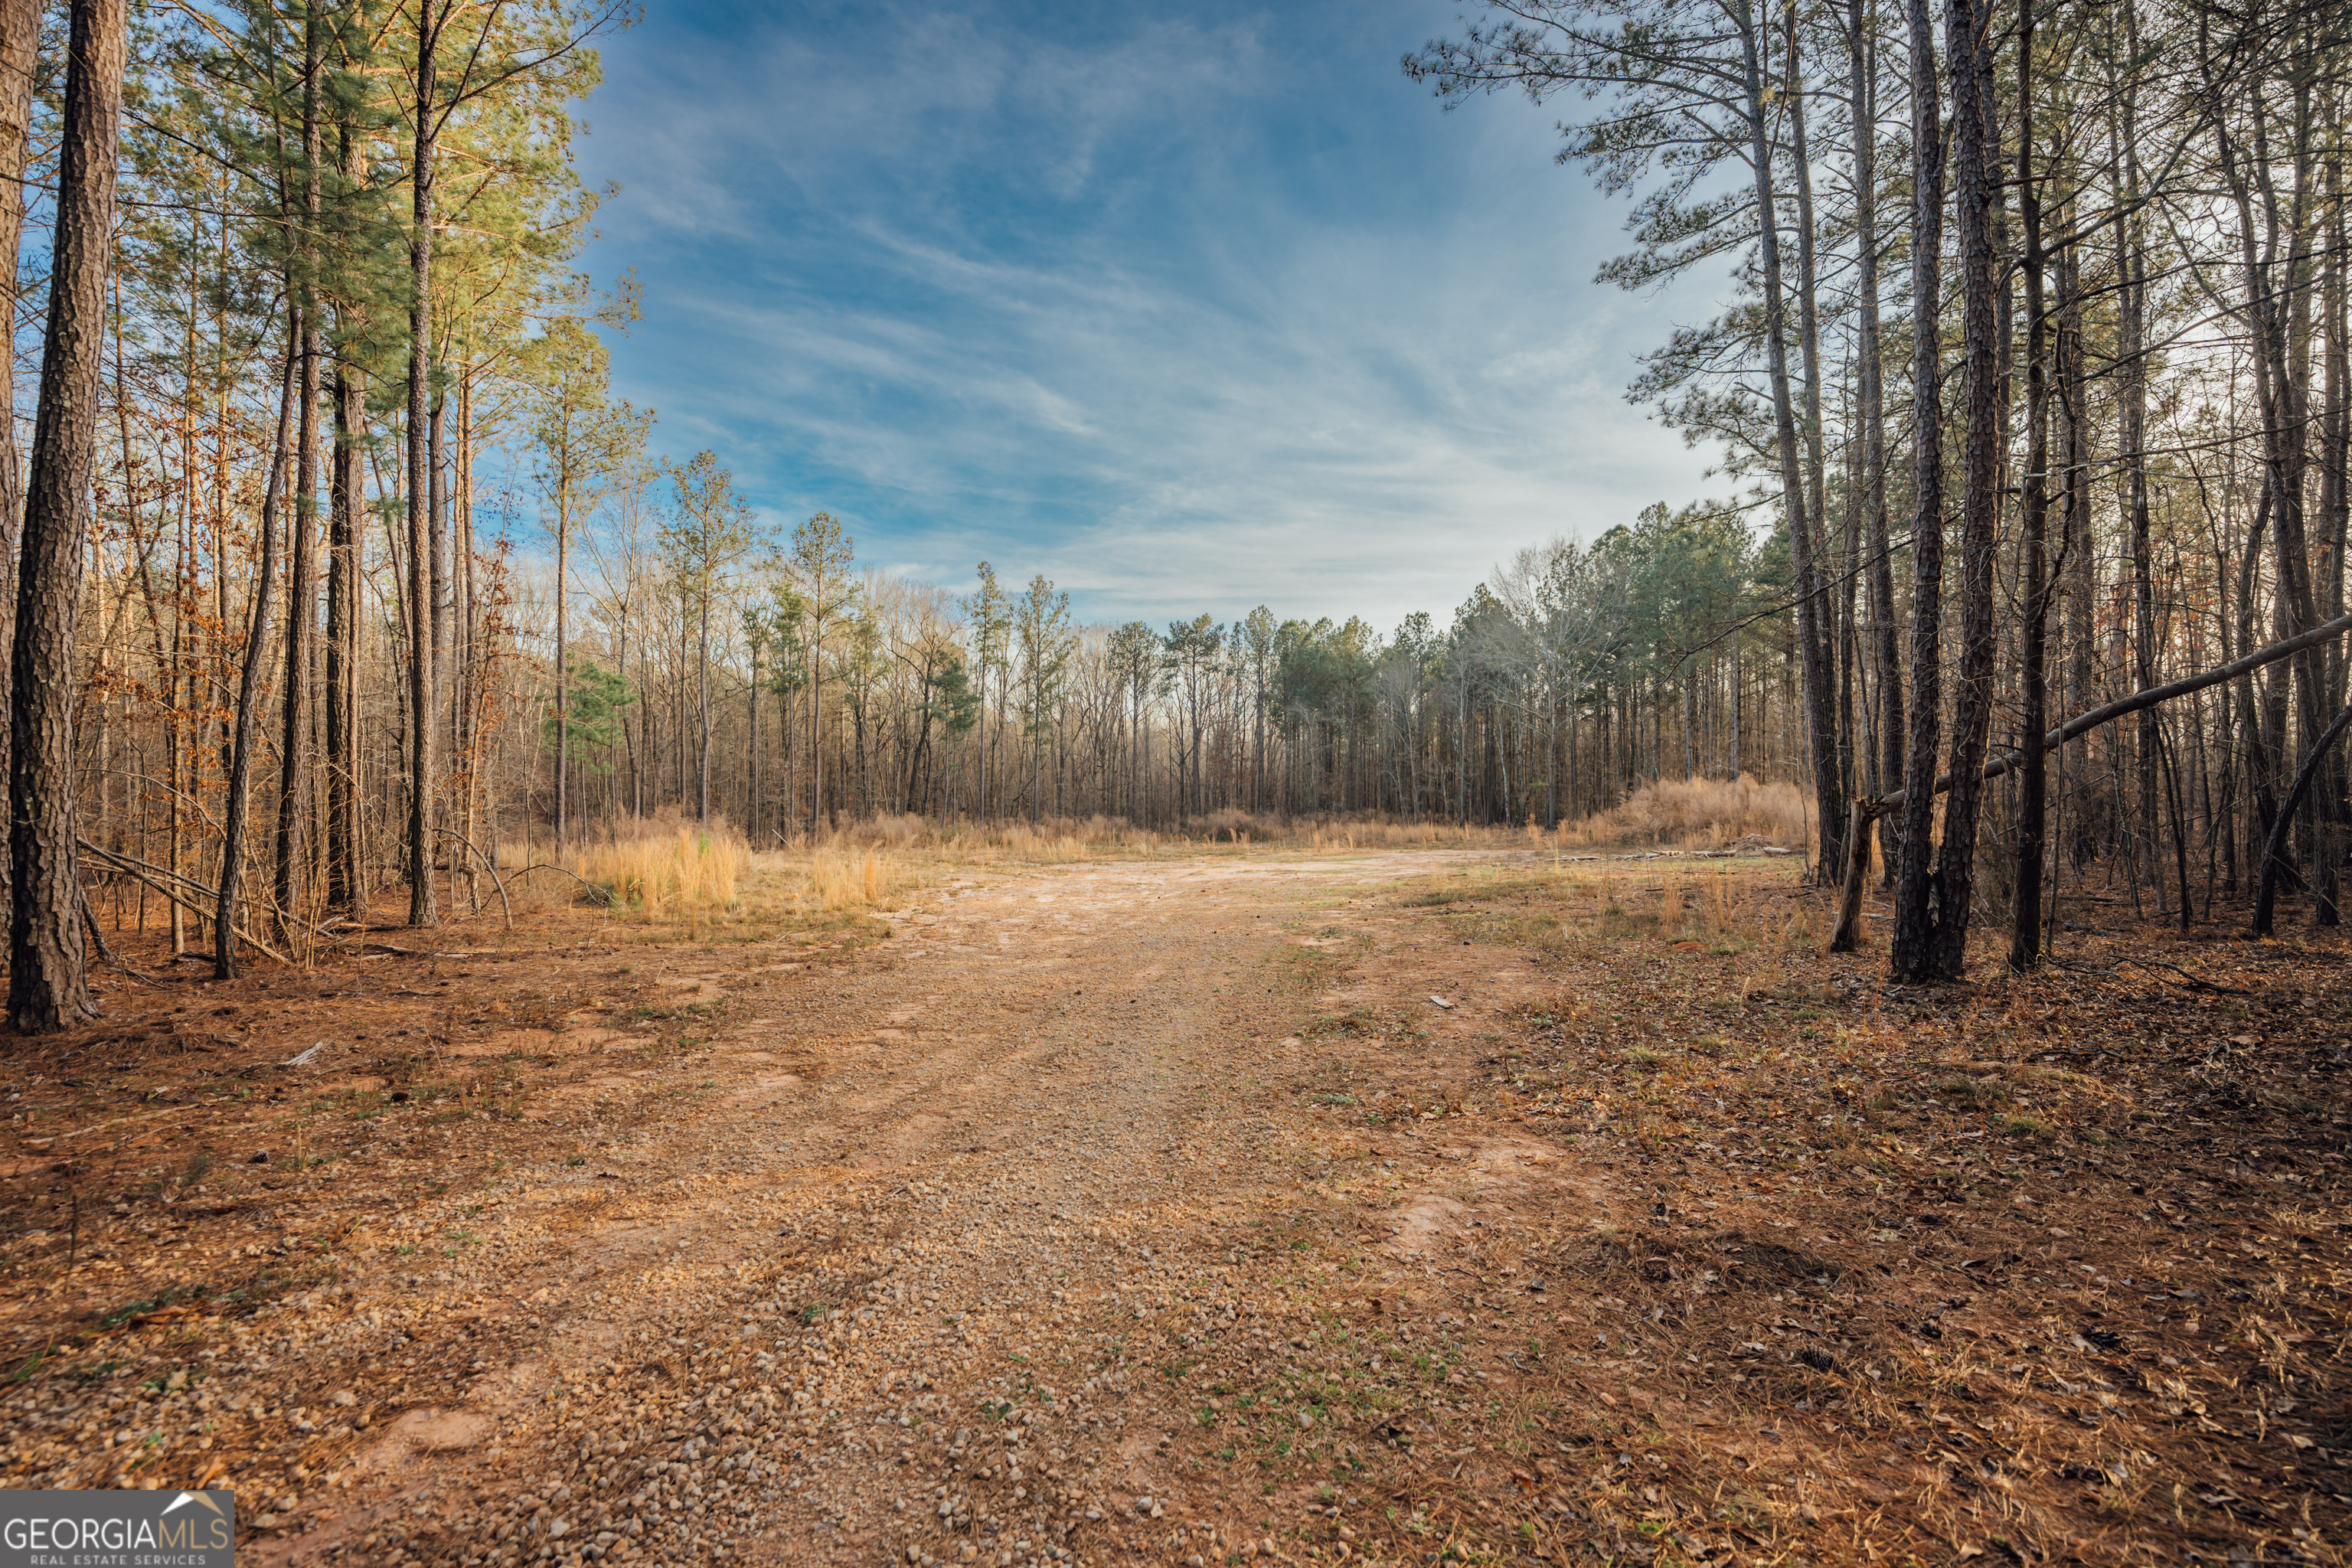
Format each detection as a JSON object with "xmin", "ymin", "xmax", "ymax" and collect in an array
[{"xmin": 550, "ymin": 507, "xmax": 1798, "ymax": 844}]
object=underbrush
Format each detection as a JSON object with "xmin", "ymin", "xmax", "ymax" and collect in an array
[
  {"xmin": 1563, "ymin": 773, "xmax": 1809, "ymax": 851},
  {"xmin": 746, "ymin": 846, "xmax": 923, "ymax": 915},
  {"xmin": 498, "ymin": 815, "xmax": 751, "ymax": 913},
  {"xmin": 495, "ymin": 816, "xmax": 932, "ymax": 926}
]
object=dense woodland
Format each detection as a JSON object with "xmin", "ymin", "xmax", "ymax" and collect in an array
[{"xmin": 0, "ymin": 0, "xmax": 2346, "ymax": 1029}]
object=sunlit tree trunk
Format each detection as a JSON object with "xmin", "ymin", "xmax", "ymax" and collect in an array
[{"xmin": 9, "ymin": 0, "xmax": 124, "ymax": 1029}]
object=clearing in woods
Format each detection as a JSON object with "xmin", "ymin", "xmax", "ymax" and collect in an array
[{"xmin": 1, "ymin": 847, "xmax": 2346, "ymax": 1567}]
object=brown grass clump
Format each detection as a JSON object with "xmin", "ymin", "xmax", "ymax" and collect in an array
[
  {"xmin": 569, "ymin": 821, "xmax": 751, "ymax": 911},
  {"xmin": 1566, "ymin": 773, "xmax": 1809, "ymax": 851},
  {"xmin": 750, "ymin": 845, "xmax": 920, "ymax": 913}
]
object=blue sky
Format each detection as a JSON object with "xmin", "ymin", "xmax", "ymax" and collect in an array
[{"xmin": 568, "ymin": 0, "xmax": 1725, "ymax": 632}]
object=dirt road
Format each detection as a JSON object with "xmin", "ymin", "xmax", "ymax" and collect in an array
[
  {"xmin": 234, "ymin": 850, "xmax": 1570, "ymax": 1568},
  {"xmin": 11, "ymin": 847, "xmax": 2347, "ymax": 1568}
]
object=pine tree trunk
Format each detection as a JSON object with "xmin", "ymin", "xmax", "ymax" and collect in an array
[
  {"xmin": 2011, "ymin": 0, "xmax": 2054, "ymax": 970},
  {"xmin": 1923, "ymin": 0, "xmax": 2003, "ymax": 981},
  {"xmin": 1850, "ymin": 0, "xmax": 1902, "ymax": 861},
  {"xmin": 326, "ymin": 121, "xmax": 365, "ymax": 916},
  {"xmin": 273, "ymin": 14, "xmax": 324, "ymax": 940},
  {"xmin": 9, "ymin": 0, "xmax": 123, "ymax": 1029},
  {"xmin": 217, "ymin": 341, "xmax": 297, "ymax": 980},
  {"xmin": 556, "ymin": 482, "xmax": 569, "ymax": 857},
  {"xmin": 1737, "ymin": 0, "xmax": 1844, "ymax": 884},
  {"xmin": 405, "ymin": 0, "xmax": 440, "ymax": 926},
  {"xmin": 0, "ymin": 0, "xmax": 36, "ymax": 931},
  {"xmin": 1888, "ymin": 0, "xmax": 1949, "ymax": 982}
]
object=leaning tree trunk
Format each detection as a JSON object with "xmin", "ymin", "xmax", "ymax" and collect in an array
[
  {"xmin": 9, "ymin": 0, "xmax": 124, "ymax": 1032},
  {"xmin": 1835, "ymin": 608, "xmax": 2352, "ymax": 951},
  {"xmin": 2253, "ymin": 697, "xmax": 2352, "ymax": 936}
]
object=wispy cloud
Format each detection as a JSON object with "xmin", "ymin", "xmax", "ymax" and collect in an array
[{"xmin": 571, "ymin": 0, "xmax": 1723, "ymax": 631}]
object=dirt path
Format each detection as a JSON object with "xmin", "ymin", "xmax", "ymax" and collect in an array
[
  {"xmin": 250, "ymin": 850, "xmax": 1532, "ymax": 1568},
  {"xmin": 13, "ymin": 846, "xmax": 2347, "ymax": 1568}
]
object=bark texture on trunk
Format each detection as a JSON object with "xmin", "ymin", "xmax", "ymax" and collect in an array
[
  {"xmin": 274, "ymin": 15, "xmax": 324, "ymax": 938},
  {"xmin": 2011, "ymin": 0, "xmax": 2054, "ymax": 971},
  {"xmin": 405, "ymin": 0, "xmax": 439, "ymax": 927},
  {"xmin": 1923, "ymin": 0, "xmax": 2004, "ymax": 980},
  {"xmin": 1887, "ymin": 0, "xmax": 1948, "ymax": 979},
  {"xmin": 0, "ymin": 0, "xmax": 37, "ymax": 929},
  {"xmin": 326, "ymin": 117, "xmax": 366, "ymax": 915},
  {"xmin": 10, "ymin": 0, "xmax": 124, "ymax": 1031},
  {"xmin": 1846, "ymin": 0, "xmax": 1902, "ymax": 870},
  {"xmin": 217, "ymin": 343, "xmax": 296, "ymax": 978},
  {"xmin": 1737, "ymin": 0, "xmax": 1844, "ymax": 884}
]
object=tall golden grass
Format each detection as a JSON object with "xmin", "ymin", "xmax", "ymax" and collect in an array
[
  {"xmin": 749, "ymin": 846, "xmax": 922, "ymax": 914},
  {"xmin": 1563, "ymin": 774, "xmax": 1810, "ymax": 852},
  {"xmin": 570, "ymin": 822, "xmax": 752, "ymax": 910}
]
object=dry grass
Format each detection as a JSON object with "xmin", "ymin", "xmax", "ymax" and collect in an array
[
  {"xmin": 1563, "ymin": 772, "xmax": 1811, "ymax": 851},
  {"xmin": 496, "ymin": 815, "xmax": 751, "ymax": 914},
  {"xmin": 747, "ymin": 845, "xmax": 923, "ymax": 914},
  {"xmin": 571, "ymin": 822, "xmax": 751, "ymax": 911}
]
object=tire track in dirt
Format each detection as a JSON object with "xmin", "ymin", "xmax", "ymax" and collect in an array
[{"xmin": 260, "ymin": 853, "xmax": 1470, "ymax": 1568}]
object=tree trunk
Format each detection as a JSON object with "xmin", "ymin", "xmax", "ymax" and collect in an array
[
  {"xmin": 1847, "ymin": 0, "xmax": 1901, "ymax": 864},
  {"xmin": 1737, "ymin": 0, "xmax": 1844, "ymax": 884},
  {"xmin": 556, "ymin": 479, "xmax": 570, "ymax": 856},
  {"xmin": 2253, "ymin": 696, "xmax": 2352, "ymax": 936},
  {"xmin": 9, "ymin": 0, "xmax": 123, "ymax": 1030},
  {"xmin": 405, "ymin": 0, "xmax": 440, "ymax": 926},
  {"xmin": 0, "ymin": 0, "xmax": 36, "ymax": 929},
  {"xmin": 1922, "ymin": 0, "xmax": 2003, "ymax": 981},
  {"xmin": 273, "ymin": 12, "xmax": 324, "ymax": 940},
  {"xmin": 217, "ymin": 341, "xmax": 297, "ymax": 980},
  {"xmin": 326, "ymin": 117, "xmax": 365, "ymax": 916},
  {"xmin": 1886, "ymin": 0, "xmax": 1949, "ymax": 978},
  {"xmin": 2011, "ymin": 0, "xmax": 2054, "ymax": 970}
]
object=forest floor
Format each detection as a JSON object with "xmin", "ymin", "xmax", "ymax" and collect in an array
[{"xmin": 0, "ymin": 844, "xmax": 2347, "ymax": 1568}]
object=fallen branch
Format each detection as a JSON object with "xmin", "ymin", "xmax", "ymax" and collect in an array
[
  {"xmin": 77, "ymin": 841, "xmax": 294, "ymax": 966},
  {"xmin": 1830, "ymin": 608, "xmax": 2352, "ymax": 952},
  {"xmin": 436, "ymin": 826, "xmax": 514, "ymax": 929},
  {"xmin": 2112, "ymin": 956, "xmax": 2252, "ymax": 995},
  {"xmin": 78, "ymin": 891, "xmax": 165, "ymax": 988},
  {"xmin": 509, "ymin": 861, "xmax": 615, "ymax": 906}
]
